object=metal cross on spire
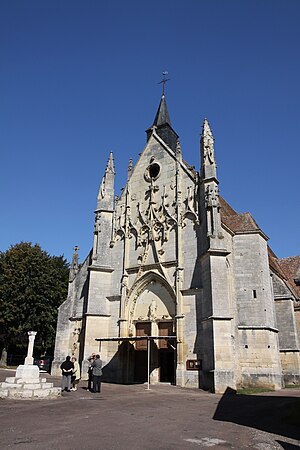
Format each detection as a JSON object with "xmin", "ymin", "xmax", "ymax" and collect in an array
[{"xmin": 158, "ymin": 71, "xmax": 170, "ymax": 96}]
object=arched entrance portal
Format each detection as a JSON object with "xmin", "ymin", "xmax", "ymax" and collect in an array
[{"xmin": 127, "ymin": 275, "xmax": 176, "ymax": 384}]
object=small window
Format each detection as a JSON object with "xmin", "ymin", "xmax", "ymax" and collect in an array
[
  {"xmin": 252, "ymin": 290, "xmax": 257, "ymax": 299},
  {"xmin": 145, "ymin": 162, "xmax": 161, "ymax": 181},
  {"xmin": 149, "ymin": 163, "xmax": 160, "ymax": 178}
]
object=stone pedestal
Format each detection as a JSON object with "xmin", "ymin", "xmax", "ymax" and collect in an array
[
  {"xmin": 0, "ymin": 364, "xmax": 61, "ymax": 399},
  {"xmin": 16, "ymin": 364, "xmax": 40, "ymax": 379}
]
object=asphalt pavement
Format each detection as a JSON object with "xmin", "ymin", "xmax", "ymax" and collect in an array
[{"xmin": 0, "ymin": 368, "xmax": 299, "ymax": 450}]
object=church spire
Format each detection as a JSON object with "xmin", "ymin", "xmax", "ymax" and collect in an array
[
  {"xmin": 152, "ymin": 95, "xmax": 172, "ymax": 128},
  {"xmin": 96, "ymin": 151, "xmax": 115, "ymax": 211},
  {"xmin": 146, "ymin": 95, "xmax": 178, "ymax": 151}
]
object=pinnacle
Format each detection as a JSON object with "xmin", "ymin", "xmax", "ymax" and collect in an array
[
  {"xmin": 202, "ymin": 118, "xmax": 214, "ymax": 139},
  {"xmin": 203, "ymin": 117, "xmax": 210, "ymax": 128},
  {"xmin": 106, "ymin": 151, "xmax": 115, "ymax": 174},
  {"xmin": 176, "ymin": 139, "xmax": 182, "ymax": 155}
]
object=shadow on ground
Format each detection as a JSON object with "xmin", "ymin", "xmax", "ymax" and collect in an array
[
  {"xmin": 276, "ymin": 441, "xmax": 300, "ymax": 450},
  {"xmin": 213, "ymin": 387, "xmax": 300, "ymax": 442}
]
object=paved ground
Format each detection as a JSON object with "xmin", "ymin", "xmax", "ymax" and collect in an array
[{"xmin": 0, "ymin": 368, "xmax": 299, "ymax": 450}]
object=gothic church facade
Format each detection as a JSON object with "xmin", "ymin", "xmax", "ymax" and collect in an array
[{"xmin": 53, "ymin": 95, "xmax": 300, "ymax": 393}]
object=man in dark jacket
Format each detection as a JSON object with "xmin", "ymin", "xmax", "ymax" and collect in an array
[
  {"xmin": 91, "ymin": 354, "xmax": 102, "ymax": 393},
  {"xmin": 87, "ymin": 353, "xmax": 96, "ymax": 391},
  {"xmin": 60, "ymin": 356, "xmax": 74, "ymax": 392}
]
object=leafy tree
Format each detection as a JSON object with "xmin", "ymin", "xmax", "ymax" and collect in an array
[{"xmin": 0, "ymin": 242, "xmax": 69, "ymax": 364}]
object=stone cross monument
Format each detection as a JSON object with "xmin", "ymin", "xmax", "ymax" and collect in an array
[
  {"xmin": 0, "ymin": 331, "xmax": 61, "ymax": 399},
  {"xmin": 24, "ymin": 331, "xmax": 37, "ymax": 365}
]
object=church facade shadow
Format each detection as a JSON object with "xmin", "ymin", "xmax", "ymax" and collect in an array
[
  {"xmin": 213, "ymin": 387, "xmax": 300, "ymax": 442},
  {"xmin": 276, "ymin": 441, "xmax": 300, "ymax": 450}
]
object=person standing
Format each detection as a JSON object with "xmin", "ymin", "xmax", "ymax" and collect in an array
[
  {"xmin": 71, "ymin": 356, "xmax": 81, "ymax": 391},
  {"xmin": 91, "ymin": 354, "xmax": 102, "ymax": 393},
  {"xmin": 87, "ymin": 353, "xmax": 96, "ymax": 391},
  {"xmin": 60, "ymin": 356, "xmax": 74, "ymax": 392}
]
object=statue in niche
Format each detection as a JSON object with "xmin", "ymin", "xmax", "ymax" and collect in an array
[
  {"xmin": 149, "ymin": 299, "xmax": 157, "ymax": 321},
  {"xmin": 205, "ymin": 185, "xmax": 220, "ymax": 209},
  {"xmin": 205, "ymin": 185, "xmax": 223, "ymax": 238},
  {"xmin": 72, "ymin": 327, "xmax": 81, "ymax": 354}
]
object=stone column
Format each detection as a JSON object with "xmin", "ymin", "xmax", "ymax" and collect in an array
[{"xmin": 24, "ymin": 331, "xmax": 37, "ymax": 365}]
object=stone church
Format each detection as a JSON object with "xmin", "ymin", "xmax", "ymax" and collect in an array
[{"xmin": 53, "ymin": 94, "xmax": 300, "ymax": 393}]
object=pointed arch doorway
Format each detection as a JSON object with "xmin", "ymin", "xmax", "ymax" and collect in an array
[
  {"xmin": 95, "ymin": 335, "xmax": 177, "ymax": 389},
  {"xmin": 128, "ymin": 274, "xmax": 177, "ymax": 385}
]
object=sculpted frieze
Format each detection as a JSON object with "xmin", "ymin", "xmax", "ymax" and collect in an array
[{"xmin": 111, "ymin": 178, "xmax": 199, "ymax": 248}]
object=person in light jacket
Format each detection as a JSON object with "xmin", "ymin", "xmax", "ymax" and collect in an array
[
  {"xmin": 91, "ymin": 354, "xmax": 102, "ymax": 393},
  {"xmin": 71, "ymin": 356, "xmax": 81, "ymax": 391}
]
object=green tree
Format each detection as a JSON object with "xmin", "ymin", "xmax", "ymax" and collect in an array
[{"xmin": 0, "ymin": 242, "xmax": 69, "ymax": 364}]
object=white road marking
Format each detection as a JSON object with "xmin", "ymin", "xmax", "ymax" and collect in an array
[{"xmin": 184, "ymin": 437, "xmax": 227, "ymax": 447}]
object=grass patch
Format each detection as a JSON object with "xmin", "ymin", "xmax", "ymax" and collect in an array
[
  {"xmin": 237, "ymin": 387, "xmax": 274, "ymax": 395},
  {"xmin": 285, "ymin": 384, "xmax": 300, "ymax": 389}
]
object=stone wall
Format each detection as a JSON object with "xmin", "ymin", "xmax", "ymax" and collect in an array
[{"xmin": 233, "ymin": 233, "xmax": 282, "ymax": 389}]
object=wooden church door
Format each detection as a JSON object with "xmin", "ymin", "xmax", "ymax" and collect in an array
[
  {"xmin": 158, "ymin": 322, "xmax": 175, "ymax": 384},
  {"xmin": 134, "ymin": 322, "xmax": 151, "ymax": 382}
]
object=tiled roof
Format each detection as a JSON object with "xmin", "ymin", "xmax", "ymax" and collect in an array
[
  {"xmin": 220, "ymin": 197, "xmax": 262, "ymax": 234},
  {"xmin": 277, "ymin": 256, "xmax": 300, "ymax": 299},
  {"xmin": 268, "ymin": 247, "xmax": 287, "ymax": 279},
  {"xmin": 219, "ymin": 196, "xmax": 300, "ymax": 301},
  {"xmin": 222, "ymin": 212, "xmax": 262, "ymax": 233},
  {"xmin": 219, "ymin": 196, "xmax": 238, "ymax": 217}
]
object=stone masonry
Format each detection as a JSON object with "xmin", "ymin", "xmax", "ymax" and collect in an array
[{"xmin": 53, "ymin": 94, "xmax": 300, "ymax": 393}]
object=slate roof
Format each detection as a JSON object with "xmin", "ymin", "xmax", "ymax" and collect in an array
[
  {"xmin": 147, "ymin": 94, "xmax": 178, "ymax": 152},
  {"xmin": 152, "ymin": 95, "xmax": 172, "ymax": 127}
]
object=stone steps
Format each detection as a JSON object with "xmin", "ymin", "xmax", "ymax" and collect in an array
[{"xmin": 0, "ymin": 365, "xmax": 61, "ymax": 399}]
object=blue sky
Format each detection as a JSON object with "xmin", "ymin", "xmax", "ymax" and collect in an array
[{"xmin": 1, "ymin": 0, "xmax": 299, "ymax": 263}]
